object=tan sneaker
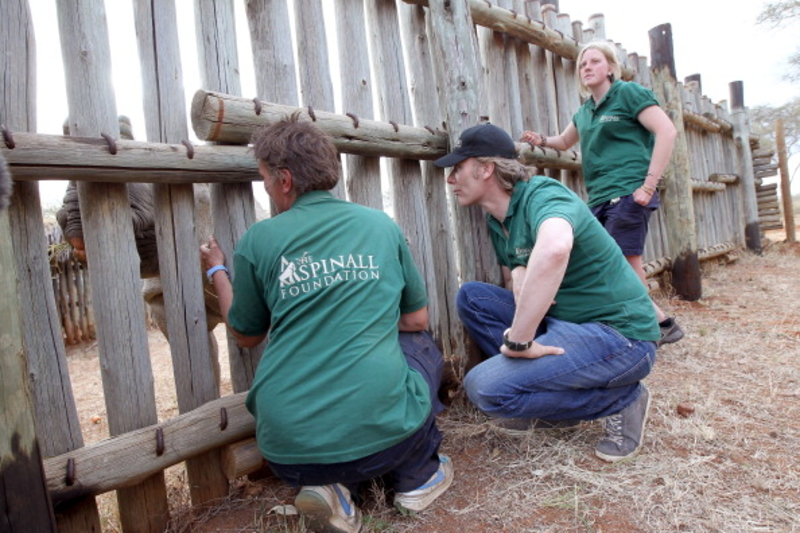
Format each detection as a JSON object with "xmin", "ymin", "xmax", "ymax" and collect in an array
[
  {"xmin": 394, "ymin": 455, "xmax": 454, "ymax": 513},
  {"xmin": 294, "ymin": 483, "xmax": 361, "ymax": 533}
]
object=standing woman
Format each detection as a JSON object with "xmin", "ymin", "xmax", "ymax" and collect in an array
[{"xmin": 522, "ymin": 41, "xmax": 683, "ymax": 346}]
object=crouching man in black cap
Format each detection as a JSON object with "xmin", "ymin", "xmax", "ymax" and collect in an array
[{"xmin": 436, "ymin": 123, "xmax": 659, "ymax": 462}]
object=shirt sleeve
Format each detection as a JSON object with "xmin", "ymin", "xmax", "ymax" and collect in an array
[
  {"xmin": 619, "ymin": 82, "xmax": 660, "ymax": 119},
  {"xmin": 396, "ymin": 227, "xmax": 428, "ymax": 314},
  {"xmin": 228, "ymin": 250, "xmax": 271, "ymax": 337}
]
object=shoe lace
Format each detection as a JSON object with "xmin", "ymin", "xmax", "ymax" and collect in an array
[{"xmin": 603, "ymin": 413, "xmax": 624, "ymax": 446}]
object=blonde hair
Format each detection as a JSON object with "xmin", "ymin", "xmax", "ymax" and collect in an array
[
  {"xmin": 576, "ymin": 41, "xmax": 622, "ymax": 97},
  {"xmin": 476, "ymin": 156, "xmax": 534, "ymax": 193}
]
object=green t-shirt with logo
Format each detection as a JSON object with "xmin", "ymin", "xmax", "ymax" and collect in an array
[
  {"xmin": 230, "ymin": 191, "xmax": 431, "ymax": 465},
  {"xmin": 487, "ymin": 177, "xmax": 659, "ymax": 341},
  {"xmin": 573, "ymin": 80, "xmax": 660, "ymax": 207}
]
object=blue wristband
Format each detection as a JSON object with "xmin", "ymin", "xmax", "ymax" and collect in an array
[{"xmin": 206, "ymin": 264, "xmax": 229, "ymax": 283}]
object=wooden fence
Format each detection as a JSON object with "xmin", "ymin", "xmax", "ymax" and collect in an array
[{"xmin": 1, "ymin": 1, "xmax": 772, "ymax": 531}]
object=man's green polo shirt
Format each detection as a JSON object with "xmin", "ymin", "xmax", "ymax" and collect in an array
[{"xmin": 487, "ymin": 177, "xmax": 659, "ymax": 341}]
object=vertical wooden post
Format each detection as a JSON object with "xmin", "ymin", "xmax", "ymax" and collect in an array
[
  {"xmin": 246, "ymin": 0, "xmax": 298, "ymax": 218},
  {"xmin": 364, "ymin": 0, "xmax": 440, "ymax": 344},
  {"xmin": 195, "ymin": 0, "xmax": 264, "ymax": 392},
  {"xmin": 133, "ymin": 0, "xmax": 229, "ymax": 505},
  {"xmin": 57, "ymin": 0, "xmax": 170, "ymax": 530},
  {"xmin": 775, "ymin": 119, "xmax": 796, "ymax": 243},
  {"xmin": 398, "ymin": 1, "xmax": 461, "ymax": 361},
  {"xmin": 729, "ymin": 81, "xmax": 762, "ymax": 254},
  {"xmin": 293, "ymin": 0, "xmax": 345, "ymax": 200},
  {"xmin": 425, "ymin": 0, "xmax": 500, "ymax": 371},
  {"xmin": 332, "ymin": 0, "xmax": 383, "ymax": 209},
  {"xmin": 1, "ymin": 164, "xmax": 58, "ymax": 533},
  {"xmin": 648, "ymin": 23, "xmax": 702, "ymax": 300},
  {"xmin": 2, "ymin": 1, "xmax": 101, "ymax": 528}
]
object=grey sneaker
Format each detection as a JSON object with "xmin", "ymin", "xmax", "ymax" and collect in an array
[
  {"xmin": 595, "ymin": 384, "xmax": 651, "ymax": 463},
  {"xmin": 294, "ymin": 483, "xmax": 362, "ymax": 533},
  {"xmin": 490, "ymin": 417, "xmax": 581, "ymax": 434},
  {"xmin": 394, "ymin": 455, "xmax": 454, "ymax": 513},
  {"xmin": 657, "ymin": 317, "xmax": 684, "ymax": 347}
]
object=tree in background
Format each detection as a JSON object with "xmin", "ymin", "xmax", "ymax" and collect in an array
[{"xmin": 754, "ymin": 1, "xmax": 800, "ymax": 195}]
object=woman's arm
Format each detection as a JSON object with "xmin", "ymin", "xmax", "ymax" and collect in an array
[
  {"xmin": 633, "ymin": 105, "xmax": 677, "ymax": 206},
  {"xmin": 520, "ymin": 122, "xmax": 580, "ymax": 151},
  {"xmin": 200, "ymin": 237, "xmax": 267, "ymax": 348}
]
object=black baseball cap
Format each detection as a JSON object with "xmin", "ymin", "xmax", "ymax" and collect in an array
[{"xmin": 433, "ymin": 123, "xmax": 518, "ymax": 168}]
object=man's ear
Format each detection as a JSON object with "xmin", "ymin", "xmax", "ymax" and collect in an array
[
  {"xmin": 480, "ymin": 161, "xmax": 495, "ymax": 180},
  {"xmin": 279, "ymin": 168, "xmax": 294, "ymax": 192}
]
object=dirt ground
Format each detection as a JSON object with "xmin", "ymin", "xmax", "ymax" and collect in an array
[{"xmin": 66, "ymin": 228, "xmax": 800, "ymax": 533}]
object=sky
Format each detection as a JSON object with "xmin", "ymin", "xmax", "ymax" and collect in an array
[{"xmin": 26, "ymin": 0, "xmax": 800, "ymax": 207}]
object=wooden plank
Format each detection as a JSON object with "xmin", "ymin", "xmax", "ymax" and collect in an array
[
  {"xmin": 43, "ymin": 392, "xmax": 254, "ymax": 505},
  {"xmin": 333, "ymin": 0, "xmax": 383, "ymax": 209},
  {"xmin": 133, "ymin": 0, "xmax": 228, "ymax": 506},
  {"xmin": 729, "ymin": 81, "xmax": 762, "ymax": 252},
  {"xmin": 365, "ymin": 1, "xmax": 441, "ymax": 357},
  {"xmin": 398, "ymin": 1, "xmax": 463, "ymax": 361},
  {"xmin": 1, "ymin": 0, "xmax": 88, "ymax": 494},
  {"xmin": 775, "ymin": 119, "xmax": 796, "ymax": 242},
  {"xmin": 191, "ymin": 90, "xmax": 449, "ymax": 157},
  {"xmin": 1, "ymin": 157, "xmax": 58, "ymax": 532},
  {"xmin": 649, "ymin": 23, "xmax": 702, "ymax": 300},
  {"xmin": 293, "ymin": 0, "xmax": 346, "ymax": 200},
  {"xmin": 56, "ymin": 1, "xmax": 169, "ymax": 529},
  {"xmin": 195, "ymin": 0, "xmax": 264, "ymax": 393}
]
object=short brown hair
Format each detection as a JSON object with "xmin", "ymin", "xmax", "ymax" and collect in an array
[
  {"xmin": 476, "ymin": 156, "xmax": 534, "ymax": 192},
  {"xmin": 250, "ymin": 112, "xmax": 341, "ymax": 195}
]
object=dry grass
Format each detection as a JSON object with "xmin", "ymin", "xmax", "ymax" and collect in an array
[{"xmin": 70, "ymin": 236, "xmax": 800, "ymax": 532}]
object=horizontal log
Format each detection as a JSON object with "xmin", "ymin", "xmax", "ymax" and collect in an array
[
  {"xmin": 709, "ymin": 173, "xmax": 739, "ymax": 184},
  {"xmin": 755, "ymin": 169, "xmax": 778, "ymax": 180},
  {"xmin": 43, "ymin": 392, "xmax": 255, "ymax": 505},
  {"xmin": 683, "ymin": 110, "xmax": 721, "ymax": 133},
  {"xmin": 760, "ymin": 223, "xmax": 783, "ymax": 230},
  {"xmin": 701, "ymin": 112, "xmax": 733, "ymax": 133},
  {"xmin": 643, "ymin": 256, "xmax": 671, "ymax": 278},
  {"xmin": 698, "ymin": 242, "xmax": 737, "ymax": 261},
  {"xmin": 756, "ymin": 182, "xmax": 778, "ymax": 192},
  {"xmin": 3, "ymin": 132, "xmax": 259, "ymax": 184},
  {"xmin": 191, "ymin": 90, "xmax": 448, "ymax": 159},
  {"xmin": 517, "ymin": 143, "xmax": 582, "ymax": 171},
  {"xmin": 752, "ymin": 150, "xmax": 775, "ymax": 161},
  {"xmin": 221, "ymin": 438, "xmax": 265, "ymax": 480},
  {"xmin": 691, "ymin": 179, "xmax": 725, "ymax": 193},
  {"xmin": 759, "ymin": 215, "xmax": 782, "ymax": 224},
  {"xmin": 400, "ymin": 0, "xmax": 635, "ymax": 79},
  {"xmin": 192, "ymin": 91, "xmax": 584, "ymax": 171},
  {"xmin": 752, "ymin": 164, "xmax": 777, "ymax": 173}
]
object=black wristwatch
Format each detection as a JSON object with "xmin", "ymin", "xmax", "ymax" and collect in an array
[{"xmin": 503, "ymin": 328, "xmax": 534, "ymax": 351}]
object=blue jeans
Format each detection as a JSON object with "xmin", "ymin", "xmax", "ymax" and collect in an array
[
  {"xmin": 268, "ymin": 331, "xmax": 444, "ymax": 493},
  {"xmin": 458, "ymin": 281, "xmax": 656, "ymax": 421}
]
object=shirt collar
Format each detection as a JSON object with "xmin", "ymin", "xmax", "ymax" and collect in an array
[{"xmin": 588, "ymin": 79, "xmax": 621, "ymax": 112}]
